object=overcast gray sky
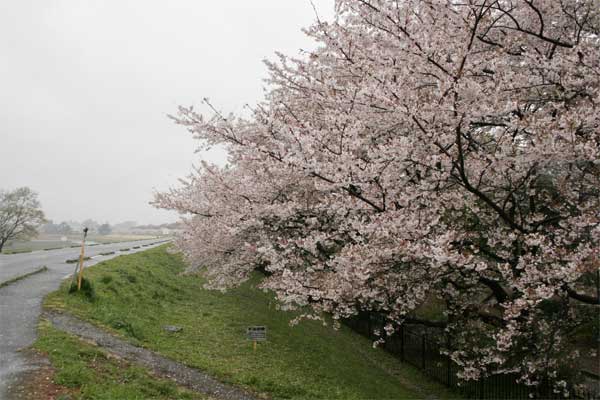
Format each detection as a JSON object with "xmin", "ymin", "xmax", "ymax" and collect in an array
[{"xmin": 0, "ymin": 1, "xmax": 335, "ymax": 225}]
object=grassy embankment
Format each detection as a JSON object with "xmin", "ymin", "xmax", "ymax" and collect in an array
[
  {"xmin": 36, "ymin": 322, "xmax": 207, "ymax": 399},
  {"xmin": 40, "ymin": 246, "xmax": 456, "ymax": 399}
]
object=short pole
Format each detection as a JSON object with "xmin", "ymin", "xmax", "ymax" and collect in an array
[
  {"xmin": 77, "ymin": 228, "xmax": 89, "ymax": 290},
  {"xmin": 421, "ymin": 335, "xmax": 426, "ymax": 369},
  {"xmin": 253, "ymin": 341, "xmax": 257, "ymax": 352},
  {"xmin": 399, "ymin": 325, "xmax": 405, "ymax": 362},
  {"xmin": 446, "ymin": 335, "xmax": 452, "ymax": 386}
]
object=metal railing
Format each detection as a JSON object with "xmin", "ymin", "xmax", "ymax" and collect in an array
[{"xmin": 344, "ymin": 314, "xmax": 597, "ymax": 399}]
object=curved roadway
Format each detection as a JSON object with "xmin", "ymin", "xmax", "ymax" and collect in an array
[{"xmin": 0, "ymin": 239, "xmax": 166, "ymax": 399}]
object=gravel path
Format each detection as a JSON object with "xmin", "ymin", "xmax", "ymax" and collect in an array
[{"xmin": 45, "ymin": 311, "xmax": 259, "ymax": 400}]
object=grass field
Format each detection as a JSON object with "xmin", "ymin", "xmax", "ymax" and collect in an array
[
  {"xmin": 1, "ymin": 240, "xmax": 66, "ymax": 254},
  {"xmin": 35, "ymin": 321, "xmax": 206, "ymax": 400},
  {"xmin": 82, "ymin": 234, "xmax": 159, "ymax": 244},
  {"xmin": 42, "ymin": 246, "xmax": 456, "ymax": 399}
]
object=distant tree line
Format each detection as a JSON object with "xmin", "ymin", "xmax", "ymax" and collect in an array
[
  {"xmin": 41, "ymin": 220, "xmax": 178, "ymax": 236},
  {"xmin": 42, "ymin": 220, "xmax": 112, "ymax": 236},
  {"xmin": 0, "ymin": 186, "xmax": 174, "ymax": 253},
  {"xmin": 131, "ymin": 222, "xmax": 182, "ymax": 230}
]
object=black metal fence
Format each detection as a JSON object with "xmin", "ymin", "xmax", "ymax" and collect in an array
[{"xmin": 344, "ymin": 314, "xmax": 598, "ymax": 399}]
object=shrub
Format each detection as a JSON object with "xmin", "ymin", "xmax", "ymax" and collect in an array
[{"xmin": 68, "ymin": 278, "xmax": 96, "ymax": 301}]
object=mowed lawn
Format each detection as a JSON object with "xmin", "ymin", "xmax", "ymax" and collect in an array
[
  {"xmin": 42, "ymin": 246, "xmax": 455, "ymax": 399},
  {"xmin": 35, "ymin": 322, "xmax": 207, "ymax": 400}
]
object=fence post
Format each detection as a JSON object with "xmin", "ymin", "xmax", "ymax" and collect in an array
[
  {"xmin": 446, "ymin": 335, "xmax": 451, "ymax": 387},
  {"xmin": 446, "ymin": 355, "xmax": 451, "ymax": 386},
  {"xmin": 421, "ymin": 334, "xmax": 426, "ymax": 370},
  {"xmin": 400, "ymin": 324, "xmax": 405, "ymax": 362}
]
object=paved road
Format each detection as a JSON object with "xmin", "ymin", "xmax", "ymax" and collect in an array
[{"xmin": 0, "ymin": 239, "xmax": 165, "ymax": 400}]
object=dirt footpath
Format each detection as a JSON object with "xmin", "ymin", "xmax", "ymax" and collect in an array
[{"xmin": 44, "ymin": 311, "xmax": 260, "ymax": 400}]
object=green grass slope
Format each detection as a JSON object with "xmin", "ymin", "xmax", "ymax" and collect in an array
[
  {"xmin": 35, "ymin": 322, "xmax": 206, "ymax": 400},
  {"xmin": 44, "ymin": 246, "xmax": 455, "ymax": 400}
]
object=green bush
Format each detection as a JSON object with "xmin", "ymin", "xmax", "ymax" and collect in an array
[{"xmin": 68, "ymin": 278, "xmax": 96, "ymax": 301}]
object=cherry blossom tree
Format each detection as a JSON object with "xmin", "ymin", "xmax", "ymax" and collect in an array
[{"xmin": 156, "ymin": 0, "xmax": 600, "ymax": 390}]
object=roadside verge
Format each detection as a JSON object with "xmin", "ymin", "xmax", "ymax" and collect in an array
[
  {"xmin": 37, "ymin": 246, "xmax": 454, "ymax": 399},
  {"xmin": 43, "ymin": 310, "xmax": 256, "ymax": 400},
  {"xmin": 0, "ymin": 266, "xmax": 48, "ymax": 289}
]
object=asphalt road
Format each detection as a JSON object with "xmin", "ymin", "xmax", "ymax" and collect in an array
[{"xmin": 0, "ymin": 239, "xmax": 165, "ymax": 400}]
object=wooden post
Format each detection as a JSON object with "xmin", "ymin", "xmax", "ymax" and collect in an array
[
  {"xmin": 399, "ymin": 324, "xmax": 405, "ymax": 362},
  {"xmin": 253, "ymin": 340, "xmax": 257, "ymax": 352},
  {"xmin": 77, "ymin": 228, "xmax": 89, "ymax": 290},
  {"xmin": 446, "ymin": 335, "xmax": 452, "ymax": 387},
  {"xmin": 421, "ymin": 334, "xmax": 426, "ymax": 370}
]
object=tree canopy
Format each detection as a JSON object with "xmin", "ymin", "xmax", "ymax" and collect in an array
[
  {"xmin": 0, "ymin": 187, "xmax": 46, "ymax": 251},
  {"xmin": 156, "ymin": 0, "xmax": 600, "ymax": 390},
  {"xmin": 98, "ymin": 223, "xmax": 112, "ymax": 235}
]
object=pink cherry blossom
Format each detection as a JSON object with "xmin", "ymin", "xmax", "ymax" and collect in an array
[{"xmin": 156, "ymin": 0, "xmax": 600, "ymax": 388}]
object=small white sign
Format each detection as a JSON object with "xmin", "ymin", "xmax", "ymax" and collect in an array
[{"xmin": 246, "ymin": 326, "xmax": 267, "ymax": 341}]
